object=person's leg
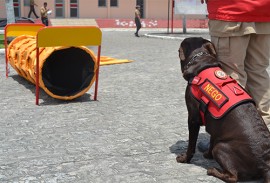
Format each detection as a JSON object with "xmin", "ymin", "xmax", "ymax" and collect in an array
[
  {"xmin": 28, "ymin": 6, "xmax": 33, "ymax": 18},
  {"xmin": 136, "ymin": 26, "xmax": 139, "ymax": 35},
  {"xmin": 41, "ymin": 18, "xmax": 46, "ymax": 26},
  {"xmin": 33, "ymin": 8, "xmax": 39, "ymax": 18},
  {"xmin": 135, "ymin": 26, "xmax": 139, "ymax": 36},
  {"xmin": 211, "ymin": 35, "xmax": 250, "ymax": 87},
  {"xmin": 137, "ymin": 21, "xmax": 141, "ymax": 34},
  {"xmin": 45, "ymin": 18, "xmax": 48, "ymax": 26},
  {"xmin": 245, "ymin": 34, "xmax": 270, "ymax": 125},
  {"xmin": 135, "ymin": 18, "xmax": 141, "ymax": 37},
  {"xmin": 135, "ymin": 20, "xmax": 138, "ymax": 36}
]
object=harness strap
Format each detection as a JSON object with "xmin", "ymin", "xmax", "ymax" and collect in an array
[{"xmin": 199, "ymin": 96, "xmax": 209, "ymax": 125}]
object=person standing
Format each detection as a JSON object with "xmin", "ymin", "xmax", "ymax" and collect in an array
[
  {"xmin": 40, "ymin": 2, "xmax": 49, "ymax": 26},
  {"xmin": 28, "ymin": 0, "xmax": 39, "ymax": 19},
  {"xmin": 134, "ymin": 5, "xmax": 142, "ymax": 37},
  {"xmin": 198, "ymin": 0, "xmax": 270, "ymax": 151}
]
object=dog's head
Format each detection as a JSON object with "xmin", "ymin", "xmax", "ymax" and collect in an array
[{"xmin": 179, "ymin": 37, "xmax": 220, "ymax": 81}]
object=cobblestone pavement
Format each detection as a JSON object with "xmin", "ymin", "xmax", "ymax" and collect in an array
[{"xmin": 0, "ymin": 29, "xmax": 268, "ymax": 183}]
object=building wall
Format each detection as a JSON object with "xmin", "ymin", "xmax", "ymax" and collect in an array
[
  {"xmin": 74, "ymin": 0, "xmax": 137, "ymax": 19},
  {"xmin": 146, "ymin": 0, "xmax": 170, "ymax": 19},
  {"xmin": 108, "ymin": 0, "xmax": 136, "ymax": 19},
  {"xmin": 1, "ymin": 0, "xmax": 184, "ymax": 20}
]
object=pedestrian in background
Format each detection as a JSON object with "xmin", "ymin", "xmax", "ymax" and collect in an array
[
  {"xmin": 40, "ymin": 2, "xmax": 49, "ymax": 26},
  {"xmin": 28, "ymin": 0, "xmax": 39, "ymax": 19},
  {"xmin": 198, "ymin": 0, "xmax": 270, "ymax": 152},
  {"xmin": 134, "ymin": 5, "xmax": 142, "ymax": 37}
]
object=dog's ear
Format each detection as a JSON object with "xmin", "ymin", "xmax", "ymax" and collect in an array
[
  {"xmin": 179, "ymin": 46, "xmax": 185, "ymax": 61},
  {"xmin": 203, "ymin": 42, "xmax": 217, "ymax": 57}
]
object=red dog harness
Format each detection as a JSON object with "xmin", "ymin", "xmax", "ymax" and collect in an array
[{"xmin": 190, "ymin": 67, "xmax": 254, "ymax": 125}]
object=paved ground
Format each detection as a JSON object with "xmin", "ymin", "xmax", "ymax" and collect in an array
[
  {"xmin": 2, "ymin": 17, "xmax": 208, "ymax": 29},
  {"xmin": 0, "ymin": 29, "xmax": 269, "ymax": 183}
]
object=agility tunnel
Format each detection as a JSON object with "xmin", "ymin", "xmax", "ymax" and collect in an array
[
  {"xmin": 7, "ymin": 35, "xmax": 97, "ymax": 100},
  {"xmin": 5, "ymin": 24, "xmax": 133, "ymax": 103}
]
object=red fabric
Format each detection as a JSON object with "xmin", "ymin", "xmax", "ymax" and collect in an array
[
  {"xmin": 190, "ymin": 67, "xmax": 253, "ymax": 124},
  {"xmin": 207, "ymin": 0, "xmax": 270, "ymax": 22}
]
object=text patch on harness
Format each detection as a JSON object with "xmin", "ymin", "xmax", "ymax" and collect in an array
[{"xmin": 199, "ymin": 79, "xmax": 228, "ymax": 108}]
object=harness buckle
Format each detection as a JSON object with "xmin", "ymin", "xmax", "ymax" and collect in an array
[{"xmin": 233, "ymin": 86, "xmax": 244, "ymax": 95}]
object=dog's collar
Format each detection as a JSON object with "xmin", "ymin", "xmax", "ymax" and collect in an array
[{"xmin": 184, "ymin": 52, "xmax": 210, "ymax": 70}]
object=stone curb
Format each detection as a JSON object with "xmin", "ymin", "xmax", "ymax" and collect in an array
[
  {"xmin": 144, "ymin": 28, "xmax": 209, "ymax": 40},
  {"xmin": 144, "ymin": 33, "xmax": 185, "ymax": 40}
]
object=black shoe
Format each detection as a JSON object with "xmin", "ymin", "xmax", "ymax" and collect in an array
[
  {"xmin": 197, "ymin": 141, "xmax": 210, "ymax": 152},
  {"xmin": 135, "ymin": 33, "xmax": 139, "ymax": 37}
]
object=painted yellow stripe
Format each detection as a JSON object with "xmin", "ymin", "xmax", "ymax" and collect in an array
[
  {"xmin": 37, "ymin": 26, "xmax": 102, "ymax": 47},
  {"xmin": 5, "ymin": 24, "xmax": 45, "ymax": 37}
]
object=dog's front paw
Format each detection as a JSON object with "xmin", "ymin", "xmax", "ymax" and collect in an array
[
  {"xmin": 207, "ymin": 167, "xmax": 217, "ymax": 176},
  {"xmin": 176, "ymin": 153, "xmax": 188, "ymax": 163}
]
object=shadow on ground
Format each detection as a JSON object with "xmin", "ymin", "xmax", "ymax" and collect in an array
[{"xmin": 10, "ymin": 74, "xmax": 93, "ymax": 105}]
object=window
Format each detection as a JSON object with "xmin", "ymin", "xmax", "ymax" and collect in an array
[
  {"xmin": 110, "ymin": 0, "xmax": 118, "ymax": 7},
  {"xmin": 98, "ymin": 0, "xmax": 106, "ymax": 7},
  {"xmin": 70, "ymin": 0, "xmax": 78, "ymax": 17},
  {"xmin": 55, "ymin": 0, "xmax": 64, "ymax": 18},
  {"xmin": 13, "ymin": 0, "xmax": 20, "ymax": 17}
]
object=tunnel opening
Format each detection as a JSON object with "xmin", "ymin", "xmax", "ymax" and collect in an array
[{"xmin": 42, "ymin": 47, "xmax": 95, "ymax": 97}]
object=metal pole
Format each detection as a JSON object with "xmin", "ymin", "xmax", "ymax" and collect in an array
[
  {"xmin": 5, "ymin": 0, "xmax": 15, "ymax": 24},
  {"xmin": 171, "ymin": 0, "xmax": 174, "ymax": 33},
  {"xmin": 167, "ymin": 0, "xmax": 170, "ymax": 33},
  {"xmin": 94, "ymin": 46, "xmax": 101, "ymax": 101},
  {"xmin": 183, "ymin": 15, "xmax": 187, "ymax": 34},
  {"xmin": 35, "ymin": 47, "xmax": 40, "ymax": 105},
  {"xmin": 4, "ymin": 26, "xmax": 9, "ymax": 78}
]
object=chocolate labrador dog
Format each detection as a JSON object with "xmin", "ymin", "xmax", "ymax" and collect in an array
[{"xmin": 176, "ymin": 37, "xmax": 270, "ymax": 183}]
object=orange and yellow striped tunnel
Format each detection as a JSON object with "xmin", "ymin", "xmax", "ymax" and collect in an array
[{"xmin": 7, "ymin": 35, "xmax": 97, "ymax": 100}]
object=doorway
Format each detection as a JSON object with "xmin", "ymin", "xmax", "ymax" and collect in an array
[{"xmin": 136, "ymin": 0, "xmax": 144, "ymax": 18}]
